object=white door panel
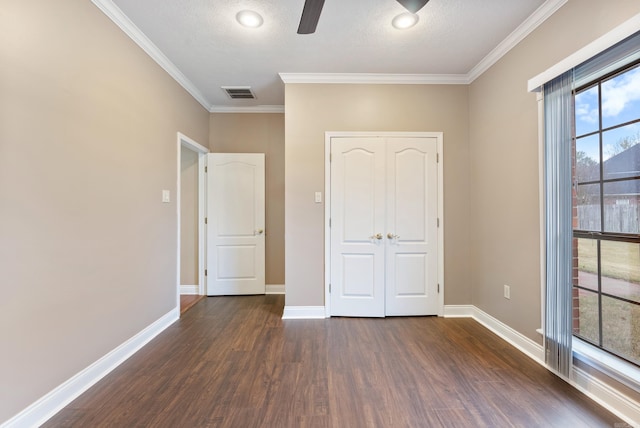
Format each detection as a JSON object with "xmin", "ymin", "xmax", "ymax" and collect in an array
[
  {"xmin": 216, "ymin": 245, "xmax": 256, "ymax": 278},
  {"xmin": 330, "ymin": 138, "xmax": 385, "ymax": 317},
  {"xmin": 216, "ymin": 162, "xmax": 257, "ymax": 236},
  {"xmin": 342, "ymin": 254, "xmax": 376, "ymax": 296},
  {"xmin": 207, "ymin": 153, "xmax": 265, "ymax": 295},
  {"xmin": 385, "ymin": 138, "xmax": 438, "ymax": 316}
]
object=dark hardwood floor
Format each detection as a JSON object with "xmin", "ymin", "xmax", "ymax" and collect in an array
[
  {"xmin": 44, "ymin": 295, "xmax": 622, "ymax": 427},
  {"xmin": 180, "ymin": 294, "xmax": 205, "ymax": 315}
]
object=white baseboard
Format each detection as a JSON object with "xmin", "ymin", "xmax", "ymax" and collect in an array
[
  {"xmin": 573, "ymin": 366, "xmax": 640, "ymax": 425},
  {"xmin": 266, "ymin": 284, "xmax": 285, "ymax": 295},
  {"xmin": 443, "ymin": 304, "xmax": 475, "ymax": 318},
  {"xmin": 444, "ymin": 304, "xmax": 640, "ymax": 425},
  {"xmin": 470, "ymin": 306, "xmax": 545, "ymax": 365},
  {"xmin": 282, "ymin": 306, "xmax": 326, "ymax": 319},
  {"xmin": 180, "ymin": 285, "xmax": 199, "ymax": 295},
  {"xmin": 2, "ymin": 308, "xmax": 179, "ymax": 428},
  {"xmin": 445, "ymin": 305, "xmax": 544, "ymax": 363},
  {"xmin": 6, "ymin": 301, "xmax": 637, "ymax": 426}
]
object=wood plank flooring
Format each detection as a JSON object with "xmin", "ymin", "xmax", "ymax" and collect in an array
[
  {"xmin": 44, "ymin": 295, "xmax": 623, "ymax": 427},
  {"xmin": 180, "ymin": 294, "xmax": 205, "ymax": 315}
]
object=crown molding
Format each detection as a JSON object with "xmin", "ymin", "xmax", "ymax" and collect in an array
[
  {"xmin": 280, "ymin": 0, "xmax": 568, "ymax": 87},
  {"xmin": 92, "ymin": 0, "xmax": 567, "ymax": 107},
  {"xmin": 209, "ymin": 105, "xmax": 285, "ymax": 114},
  {"xmin": 91, "ymin": 0, "xmax": 213, "ymax": 111},
  {"xmin": 279, "ymin": 73, "xmax": 470, "ymax": 85},
  {"xmin": 467, "ymin": 0, "xmax": 568, "ymax": 82}
]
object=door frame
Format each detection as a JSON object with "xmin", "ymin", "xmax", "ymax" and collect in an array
[
  {"xmin": 323, "ymin": 131, "xmax": 445, "ymax": 318},
  {"xmin": 176, "ymin": 133, "xmax": 209, "ymax": 310}
]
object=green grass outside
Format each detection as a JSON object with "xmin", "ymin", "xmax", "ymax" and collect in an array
[
  {"xmin": 577, "ymin": 239, "xmax": 640, "ymax": 284},
  {"xmin": 575, "ymin": 239, "xmax": 640, "ymax": 363},
  {"xmin": 575, "ymin": 290, "xmax": 640, "ymax": 364}
]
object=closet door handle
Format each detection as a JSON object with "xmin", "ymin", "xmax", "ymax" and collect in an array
[
  {"xmin": 387, "ymin": 233, "xmax": 400, "ymax": 239},
  {"xmin": 370, "ymin": 233, "xmax": 383, "ymax": 240}
]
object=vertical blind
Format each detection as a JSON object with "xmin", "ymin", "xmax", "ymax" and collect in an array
[
  {"xmin": 542, "ymin": 29, "xmax": 640, "ymax": 378},
  {"xmin": 544, "ymin": 71, "xmax": 574, "ymax": 377}
]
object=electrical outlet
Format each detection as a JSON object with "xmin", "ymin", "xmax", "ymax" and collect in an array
[{"xmin": 504, "ymin": 284, "xmax": 511, "ymax": 300}]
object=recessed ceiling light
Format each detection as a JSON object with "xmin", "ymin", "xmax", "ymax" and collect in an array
[
  {"xmin": 236, "ymin": 10, "xmax": 264, "ymax": 28},
  {"xmin": 392, "ymin": 12, "xmax": 419, "ymax": 30}
]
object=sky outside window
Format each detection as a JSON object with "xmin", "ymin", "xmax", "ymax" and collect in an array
[{"xmin": 575, "ymin": 65, "xmax": 640, "ymax": 162}]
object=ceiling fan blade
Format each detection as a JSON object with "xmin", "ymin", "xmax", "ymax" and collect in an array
[
  {"xmin": 297, "ymin": 0, "xmax": 325, "ymax": 34},
  {"xmin": 396, "ymin": 0, "xmax": 429, "ymax": 13}
]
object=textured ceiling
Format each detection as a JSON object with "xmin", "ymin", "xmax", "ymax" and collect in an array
[{"xmin": 109, "ymin": 0, "xmax": 547, "ymax": 110}]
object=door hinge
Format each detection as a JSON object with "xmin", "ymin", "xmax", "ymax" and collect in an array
[
  {"xmin": 329, "ymin": 153, "xmax": 332, "ymax": 162},
  {"xmin": 329, "ymin": 218, "xmax": 331, "ymax": 227},
  {"xmin": 205, "ymin": 217, "xmax": 208, "ymax": 225},
  {"xmin": 205, "ymin": 166, "xmax": 208, "ymax": 173},
  {"xmin": 329, "ymin": 283, "xmax": 331, "ymax": 293},
  {"xmin": 437, "ymin": 283, "xmax": 440, "ymax": 293},
  {"xmin": 437, "ymin": 153, "xmax": 439, "ymax": 163},
  {"xmin": 437, "ymin": 218, "xmax": 440, "ymax": 228},
  {"xmin": 205, "ymin": 269, "xmax": 208, "ymax": 276}
]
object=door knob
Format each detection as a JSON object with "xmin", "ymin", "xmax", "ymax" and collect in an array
[
  {"xmin": 370, "ymin": 233, "xmax": 383, "ymax": 240},
  {"xmin": 387, "ymin": 233, "xmax": 400, "ymax": 239},
  {"xmin": 255, "ymin": 228, "xmax": 264, "ymax": 235}
]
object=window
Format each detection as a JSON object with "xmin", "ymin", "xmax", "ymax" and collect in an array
[{"xmin": 572, "ymin": 61, "xmax": 640, "ymax": 366}]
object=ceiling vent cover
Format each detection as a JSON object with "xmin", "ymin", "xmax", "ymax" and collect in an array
[{"xmin": 221, "ymin": 86, "xmax": 256, "ymax": 100}]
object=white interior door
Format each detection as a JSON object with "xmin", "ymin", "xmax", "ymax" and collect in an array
[
  {"xmin": 330, "ymin": 138, "xmax": 386, "ymax": 317},
  {"xmin": 207, "ymin": 153, "xmax": 265, "ymax": 295},
  {"xmin": 385, "ymin": 138, "xmax": 438, "ymax": 316},
  {"xmin": 330, "ymin": 136, "xmax": 439, "ymax": 317}
]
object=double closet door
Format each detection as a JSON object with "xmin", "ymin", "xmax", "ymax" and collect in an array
[{"xmin": 330, "ymin": 137, "xmax": 439, "ymax": 317}]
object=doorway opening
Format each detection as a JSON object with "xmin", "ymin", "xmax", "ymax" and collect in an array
[{"xmin": 177, "ymin": 133, "xmax": 209, "ymax": 315}]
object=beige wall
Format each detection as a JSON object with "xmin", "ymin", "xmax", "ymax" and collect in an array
[
  {"xmin": 468, "ymin": 0, "xmax": 640, "ymax": 344},
  {"xmin": 4, "ymin": 0, "xmax": 639, "ymax": 422},
  {"xmin": 180, "ymin": 146, "xmax": 199, "ymax": 285},
  {"xmin": 284, "ymin": 84, "xmax": 471, "ymax": 307},
  {"xmin": 0, "ymin": 0, "xmax": 209, "ymax": 422},
  {"xmin": 209, "ymin": 113, "xmax": 285, "ymax": 285}
]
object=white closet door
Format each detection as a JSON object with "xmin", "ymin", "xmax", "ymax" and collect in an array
[
  {"xmin": 206, "ymin": 153, "xmax": 265, "ymax": 296},
  {"xmin": 330, "ymin": 138, "xmax": 386, "ymax": 317},
  {"xmin": 384, "ymin": 138, "xmax": 439, "ymax": 316},
  {"xmin": 329, "ymin": 136, "xmax": 439, "ymax": 317}
]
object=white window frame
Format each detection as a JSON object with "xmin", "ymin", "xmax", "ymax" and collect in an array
[{"xmin": 531, "ymin": 12, "xmax": 640, "ymax": 392}]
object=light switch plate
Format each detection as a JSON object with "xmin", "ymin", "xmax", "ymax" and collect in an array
[
  {"xmin": 162, "ymin": 190, "xmax": 170, "ymax": 203},
  {"xmin": 315, "ymin": 192, "xmax": 322, "ymax": 203}
]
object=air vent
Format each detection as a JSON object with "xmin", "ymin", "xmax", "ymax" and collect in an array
[{"xmin": 221, "ymin": 86, "xmax": 256, "ymax": 100}]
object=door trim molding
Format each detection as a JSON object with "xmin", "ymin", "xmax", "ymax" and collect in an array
[
  {"xmin": 324, "ymin": 131, "xmax": 444, "ymax": 318},
  {"xmin": 177, "ymin": 133, "xmax": 209, "ymax": 311}
]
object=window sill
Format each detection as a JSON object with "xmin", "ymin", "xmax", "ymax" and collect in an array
[{"xmin": 573, "ymin": 338, "xmax": 640, "ymax": 394}]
